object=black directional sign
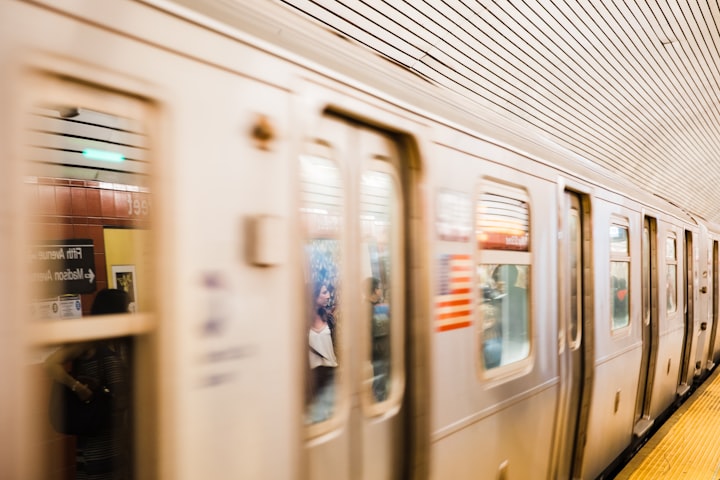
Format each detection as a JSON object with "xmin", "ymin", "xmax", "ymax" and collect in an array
[{"xmin": 30, "ymin": 239, "xmax": 97, "ymax": 295}]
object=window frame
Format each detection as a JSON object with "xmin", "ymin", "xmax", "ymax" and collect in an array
[
  {"xmin": 20, "ymin": 71, "xmax": 159, "ymax": 480},
  {"xmin": 298, "ymin": 145, "xmax": 349, "ymax": 437},
  {"xmin": 666, "ymin": 233, "xmax": 679, "ymax": 315},
  {"xmin": 359, "ymin": 159, "xmax": 406, "ymax": 417},
  {"xmin": 474, "ymin": 180, "xmax": 533, "ymax": 382},
  {"xmin": 609, "ymin": 219, "xmax": 631, "ymax": 331}
]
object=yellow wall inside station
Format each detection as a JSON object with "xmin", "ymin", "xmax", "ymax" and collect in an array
[{"xmin": 103, "ymin": 228, "xmax": 150, "ymax": 312}]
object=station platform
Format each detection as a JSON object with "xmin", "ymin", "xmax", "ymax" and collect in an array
[{"xmin": 615, "ymin": 366, "xmax": 720, "ymax": 479}]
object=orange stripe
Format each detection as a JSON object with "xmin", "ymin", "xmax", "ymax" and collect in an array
[
  {"xmin": 437, "ymin": 310, "xmax": 471, "ymax": 320},
  {"xmin": 436, "ymin": 299, "xmax": 472, "ymax": 308},
  {"xmin": 437, "ymin": 321, "xmax": 472, "ymax": 332},
  {"xmin": 450, "ymin": 265, "xmax": 471, "ymax": 271},
  {"xmin": 450, "ymin": 288, "xmax": 471, "ymax": 294},
  {"xmin": 452, "ymin": 276, "xmax": 471, "ymax": 283}
]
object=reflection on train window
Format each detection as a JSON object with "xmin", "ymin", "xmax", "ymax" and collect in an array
[
  {"xmin": 666, "ymin": 236, "xmax": 678, "ymax": 313},
  {"xmin": 478, "ymin": 264, "xmax": 530, "ymax": 368},
  {"xmin": 360, "ymin": 170, "xmax": 396, "ymax": 403},
  {"xmin": 300, "ymin": 154, "xmax": 343, "ymax": 424},
  {"xmin": 41, "ymin": 336, "xmax": 134, "ymax": 479},
  {"xmin": 642, "ymin": 225, "xmax": 651, "ymax": 323},
  {"xmin": 568, "ymin": 207, "xmax": 581, "ymax": 346},
  {"xmin": 25, "ymin": 99, "xmax": 152, "ymax": 479},
  {"xmin": 476, "ymin": 188, "xmax": 531, "ymax": 370},
  {"xmin": 610, "ymin": 224, "xmax": 630, "ymax": 329}
]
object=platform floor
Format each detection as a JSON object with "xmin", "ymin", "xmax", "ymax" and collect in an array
[{"xmin": 615, "ymin": 366, "xmax": 720, "ymax": 479}]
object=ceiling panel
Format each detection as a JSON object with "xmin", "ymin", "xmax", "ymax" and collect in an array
[{"xmin": 277, "ymin": 0, "xmax": 720, "ymax": 223}]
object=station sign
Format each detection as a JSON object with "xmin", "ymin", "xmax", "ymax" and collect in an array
[{"xmin": 30, "ymin": 239, "xmax": 96, "ymax": 295}]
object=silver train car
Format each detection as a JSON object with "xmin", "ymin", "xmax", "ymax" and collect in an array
[{"xmin": 1, "ymin": 1, "xmax": 719, "ymax": 479}]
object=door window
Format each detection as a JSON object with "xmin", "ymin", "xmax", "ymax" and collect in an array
[
  {"xmin": 360, "ymin": 170, "xmax": 398, "ymax": 403},
  {"xmin": 300, "ymin": 153, "xmax": 344, "ymax": 425},
  {"xmin": 666, "ymin": 235, "xmax": 678, "ymax": 313}
]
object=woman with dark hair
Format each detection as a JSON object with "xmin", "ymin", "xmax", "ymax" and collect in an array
[
  {"xmin": 307, "ymin": 280, "xmax": 338, "ymax": 423},
  {"xmin": 90, "ymin": 288, "xmax": 131, "ymax": 316},
  {"xmin": 45, "ymin": 288, "xmax": 131, "ymax": 479}
]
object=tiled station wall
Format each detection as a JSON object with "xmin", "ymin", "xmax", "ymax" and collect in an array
[{"xmin": 27, "ymin": 176, "xmax": 151, "ymax": 315}]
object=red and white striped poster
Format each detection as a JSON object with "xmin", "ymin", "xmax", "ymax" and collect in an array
[{"xmin": 436, "ymin": 254, "xmax": 473, "ymax": 331}]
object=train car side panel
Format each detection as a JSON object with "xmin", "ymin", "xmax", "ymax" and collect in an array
[
  {"xmin": 581, "ymin": 196, "xmax": 643, "ymax": 478},
  {"xmin": 427, "ymin": 137, "xmax": 559, "ymax": 479}
]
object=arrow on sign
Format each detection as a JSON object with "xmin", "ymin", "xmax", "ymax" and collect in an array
[{"xmin": 85, "ymin": 269, "xmax": 95, "ymax": 284}]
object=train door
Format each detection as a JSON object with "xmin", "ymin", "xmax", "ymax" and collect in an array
[
  {"xmin": 17, "ymin": 73, "xmax": 159, "ymax": 479},
  {"xmin": 553, "ymin": 190, "xmax": 594, "ymax": 479},
  {"xmin": 678, "ymin": 230, "xmax": 695, "ymax": 394},
  {"xmin": 300, "ymin": 113, "xmax": 407, "ymax": 480},
  {"xmin": 633, "ymin": 216, "xmax": 658, "ymax": 436},
  {"xmin": 708, "ymin": 241, "xmax": 719, "ymax": 368}
]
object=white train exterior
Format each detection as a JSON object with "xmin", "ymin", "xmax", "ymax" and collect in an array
[{"xmin": 1, "ymin": 1, "xmax": 719, "ymax": 479}]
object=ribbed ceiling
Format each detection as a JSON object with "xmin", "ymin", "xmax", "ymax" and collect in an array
[{"xmin": 278, "ymin": 0, "xmax": 720, "ymax": 223}]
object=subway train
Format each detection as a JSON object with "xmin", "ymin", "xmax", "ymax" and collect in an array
[{"xmin": 1, "ymin": 1, "xmax": 719, "ymax": 479}]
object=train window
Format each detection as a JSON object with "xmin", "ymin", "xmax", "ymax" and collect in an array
[
  {"xmin": 610, "ymin": 224, "xmax": 630, "ymax": 329},
  {"xmin": 568, "ymin": 205, "xmax": 582, "ymax": 347},
  {"xmin": 299, "ymin": 152, "xmax": 343, "ymax": 425},
  {"xmin": 360, "ymin": 170, "xmax": 397, "ymax": 403},
  {"xmin": 666, "ymin": 235, "xmax": 678, "ymax": 313},
  {"xmin": 642, "ymin": 225, "xmax": 650, "ymax": 324},
  {"xmin": 476, "ymin": 186, "xmax": 531, "ymax": 371},
  {"xmin": 21, "ymin": 74, "xmax": 156, "ymax": 480}
]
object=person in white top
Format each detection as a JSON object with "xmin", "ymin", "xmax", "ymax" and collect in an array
[{"xmin": 307, "ymin": 280, "xmax": 338, "ymax": 423}]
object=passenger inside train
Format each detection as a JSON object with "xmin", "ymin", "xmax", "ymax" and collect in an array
[
  {"xmin": 307, "ymin": 279, "xmax": 338, "ymax": 424},
  {"xmin": 479, "ymin": 264, "xmax": 530, "ymax": 369},
  {"xmin": 44, "ymin": 289, "xmax": 132, "ymax": 480},
  {"xmin": 365, "ymin": 276, "xmax": 390, "ymax": 402}
]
